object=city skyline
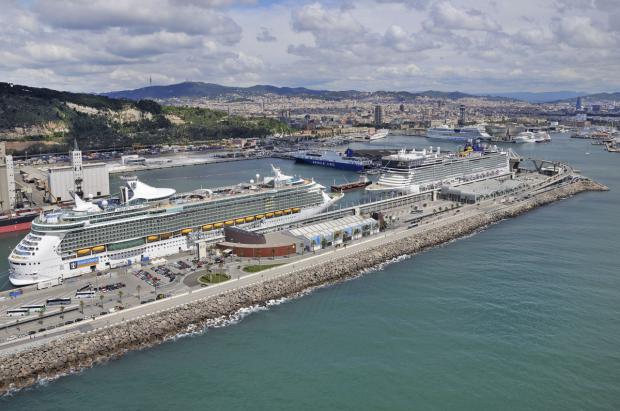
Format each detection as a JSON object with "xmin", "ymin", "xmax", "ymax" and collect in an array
[{"xmin": 1, "ymin": 0, "xmax": 619, "ymax": 94}]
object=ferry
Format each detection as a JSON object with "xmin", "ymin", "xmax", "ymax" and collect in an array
[
  {"xmin": 366, "ymin": 142, "xmax": 510, "ymax": 194},
  {"xmin": 426, "ymin": 125, "xmax": 492, "ymax": 142},
  {"xmin": 293, "ymin": 149, "xmax": 372, "ymax": 172},
  {"xmin": 8, "ymin": 166, "xmax": 343, "ymax": 286},
  {"xmin": 366, "ymin": 129, "xmax": 390, "ymax": 140}
]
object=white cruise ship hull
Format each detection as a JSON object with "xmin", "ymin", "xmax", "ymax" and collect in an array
[{"xmin": 8, "ymin": 193, "xmax": 341, "ymax": 286}]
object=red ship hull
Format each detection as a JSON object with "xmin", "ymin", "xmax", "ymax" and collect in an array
[{"xmin": 0, "ymin": 221, "xmax": 32, "ymax": 233}]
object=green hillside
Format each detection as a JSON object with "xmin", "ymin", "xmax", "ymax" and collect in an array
[{"xmin": 0, "ymin": 82, "xmax": 290, "ymax": 153}]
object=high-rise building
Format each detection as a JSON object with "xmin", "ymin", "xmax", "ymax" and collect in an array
[
  {"xmin": 374, "ymin": 105, "xmax": 383, "ymax": 127},
  {"xmin": 576, "ymin": 96, "xmax": 583, "ymax": 111},
  {"xmin": 458, "ymin": 104, "xmax": 466, "ymax": 126}
]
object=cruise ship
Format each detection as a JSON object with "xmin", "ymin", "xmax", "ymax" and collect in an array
[
  {"xmin": 366, "ymin": 143, "xmax": 510, "ymax": 194},
  {"xmin": 293, "ymin": 149, "xmax": 372, "ymax": 171},
  {"xmin": 426, "ymin": 125, "xmax": 492, "ymax": 142},
  {"xmin": 9, "ymin": 166, "xmax": 342, "ymax": 285}
]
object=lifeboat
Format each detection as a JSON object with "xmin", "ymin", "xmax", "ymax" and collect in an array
[
  {"xmin": 235, "ymin": 218, "xmax": 245, "ymax": 224},
  {"xmin": 292, "ymin": 207, "xmax": 301, "ymax": 213},
  {"xmin": 245, "ymin": 216, "xmax": 255, "ymax": 222},
  {"xmin": 92, "ymin": 245, "xmax": 106, "ymax": 253},
  {"xmin": 255, "ymin": 214, "xmax": 265, "ymax": 220},
  {"xmin": 283, "ymin": 208, "xmax": 292, "ymax": 215},
  {"xmin": 265, "ymin": 212, "xmax": 274, "ymax": 219},
  {"xmin": 274, "ymin": 210, "xmax": 283, "ymax": 216},
  {"xmin": 160, "ymin": 232, "xmax": 172, "ymax": 240},
  {"xmin": 224, "ymin": 220, "xmax": 234, "ymax": 226},
  {"xmin": 214, "ymin": 222, "xmax": 224, "ymax": 229},
  {"xmin": 202, "ymin": 224, "xmax": 213, "ymax": 231},
  {"xmin": 147, "ymin": 235, "xmax": 159, "ymax": 242},
  {"xmin": 77, "ymin": 248, "xmax": 91, "ymax": 256},
  {"xmin": 181, "ymin": 228, "xmax": 193, "ymax": 235}
]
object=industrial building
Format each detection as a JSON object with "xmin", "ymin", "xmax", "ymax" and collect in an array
[
  {"xmin": 289, "ymin": 215, "xmax": 380, "ymax": 251},
  {"xmin": 0, "ymin": 142, "xmax": 16, "ymax": 211},
  {"xmin": 441, "ymin": 179, "xmax": 522, "ymax": 203},
  {"xmin": 47, "ymin": 163, "xmax": 109, "ymax": 203}
]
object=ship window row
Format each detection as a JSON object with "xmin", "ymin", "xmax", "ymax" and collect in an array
[{"xmin": 59, "ymin": 192, "xmax": 323, "ymax": 252}]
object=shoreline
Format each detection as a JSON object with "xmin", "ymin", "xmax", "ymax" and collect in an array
[{"xmin": 0, "ymin": 178, "xmax": 608, "ymax": 395}]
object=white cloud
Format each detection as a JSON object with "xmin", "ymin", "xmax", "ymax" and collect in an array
[
  {"xmin": 553, "ymin": 15, "xmax": 615, "ymax": 48},
  {"xmin": 425, "ymin": 1, "xmax": 501, "ymax": 32},
  {"xmin": 0, "ymin": 0, "xmax": 618, "ymax": 93}
]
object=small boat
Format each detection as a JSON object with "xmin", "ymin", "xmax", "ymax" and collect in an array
[{"xmin": 331, "ymin": 175, "xmax": 371, "ymax": 192}]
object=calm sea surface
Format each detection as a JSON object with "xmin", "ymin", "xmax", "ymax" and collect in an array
[{"xmin": 1, "ymin": 135, "xmax": 619, "ymax": 410}]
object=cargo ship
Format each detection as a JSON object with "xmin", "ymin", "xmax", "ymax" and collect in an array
[
  {"xmin": 331, "ymin": 176, "xmax": 371, "ymax": 192},
  {"xmin": 8, "ymin": 166, "xmax": 343, "ymax": 286},
  {"xmin": 0, "ymin": 209, "xmax": 40, "ymax": 233}
]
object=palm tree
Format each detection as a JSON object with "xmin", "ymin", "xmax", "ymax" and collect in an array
[
  {"xmin": 99, "ymin": 294, "xmax": 104, "ymax": 308},
  {"xmin": 59, "ymin": 306, "xmax": 65, "ymax": 324},
  {"xmin": 118, "ymin": 290, "xmax": 123, "ymax": 304},
  {"xmin": 136, "ymin": 285, "xmax": 142, "ymax": 301},
  {"xmin": 79, "ymin": 300, "xmax": 85, "ymax": 315}
]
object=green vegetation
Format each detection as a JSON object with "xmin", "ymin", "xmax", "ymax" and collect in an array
[
  {"xmin": 198, "ymin": 273, "xmax": 230, "ymax": 284},
  {"xmin": 0, "ymin": 82, "xmax": 292, "ymax": 153},
  {"xmin": 242, "ymin": 264, "xmax": 284, "ymax": 273}
]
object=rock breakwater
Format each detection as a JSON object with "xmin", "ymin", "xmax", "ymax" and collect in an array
[{"xmin": 0, "ymin": 179, "xmax": 608, "ymax": 395}]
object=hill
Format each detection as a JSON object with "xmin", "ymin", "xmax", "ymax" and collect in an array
[
  {"xmin": 486, "ymin": 91, "xmax": 589, "ymax": 103},
  {"xmin": 0, "ymin": 82, "xmax": 289, "ymax": 153},
  {"xmin": 103, "ymin": 81, "xmax": 478, "ymax": 102}
]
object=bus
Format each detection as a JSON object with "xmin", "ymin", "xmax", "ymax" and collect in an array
[
  {"xmin": 21, "ymin": 304, "xmax": 45, "ymax": 313},
  {"xmin": 75, "ymin": 290, "xmax": 96, "ymax": 299},
  {"xmin": 46, "ymin": 298, "xmax": 72, "ymax": 306},
  {"xmin": 6, "ymin": 308, "xmax": 29, "ymax": 317}
]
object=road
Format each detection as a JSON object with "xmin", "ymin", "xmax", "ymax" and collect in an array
[{"xmin": 0, "ymin": 172, "xmax": 572, "ymax": 356}]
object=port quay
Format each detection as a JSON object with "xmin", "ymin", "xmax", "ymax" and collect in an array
[{"xmin": 0, "ymin": 157, "xmax": 607, "ymax": 394}]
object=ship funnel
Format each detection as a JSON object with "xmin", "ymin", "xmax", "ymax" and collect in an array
[{"xmin": 437, "ymin": 146, "xmax": 441, "ymax": 154}]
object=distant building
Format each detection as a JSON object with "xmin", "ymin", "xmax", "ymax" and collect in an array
[
  {"xmin": 399, "ymin": 104, "xmax": 405, "ymax": 112},
  {"xmin": 576, "ymin": 96, "xmax": 583, "ymax": 111},
  {"xmin": 592, "ymin": 104, "xmax": 601, "ymax": 113},
  {"xmin": 458, "ymin": 104, "xmax": 466, "ymax": 126},
  {"xmin": 374, "ymin": 105, "xmax": 383, "ymax": 127}
]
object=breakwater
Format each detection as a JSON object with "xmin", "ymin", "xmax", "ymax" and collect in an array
[{"xmin": 0, "ymin": 178, "xmax": 608, "ymax": 395}]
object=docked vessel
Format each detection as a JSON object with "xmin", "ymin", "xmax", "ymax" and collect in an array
[
  {"xmin": 514, "ymin": 131, "xmax": 537, "ymax": 144},
  {"xmin": 426, "ymin": 125, "xmax": 492, "ymax": 142},
  {"xmin": 366, "ymin": 129, "xmax": 390, "ymax": 140},
  {"xmin": 514, "ymin": 131, "xmax": 551, "ymax": 143},
  {"xmin": 331, "ymin": 175, "xmax": 371, "ymax": 192},
  {"xmin": 366, "ymin": 143, "xmax": 510, "ymax": 194},
  {"xmin": 8, "ymin": 166, "xmax": 342, "ymax": 286},
  {"xmin": 0, "ymin": 209, "xmax": 40, "ymax": 233},
  {"xmin": 293, "ymin": 149, "xmax": 372, "ymax": 171}
]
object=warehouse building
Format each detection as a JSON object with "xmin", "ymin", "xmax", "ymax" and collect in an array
[
  {"xmin": 289, "ymin": 215, "xmax": 380, "ymax": 251},
  {"xmin": 47, "ymin": 163, "xmax": 109, "ymax": 203}
]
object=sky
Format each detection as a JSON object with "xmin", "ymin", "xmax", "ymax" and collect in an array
[{"xmin": 1, "ymin": 0, "xmax": 619, "ymax": 94}]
